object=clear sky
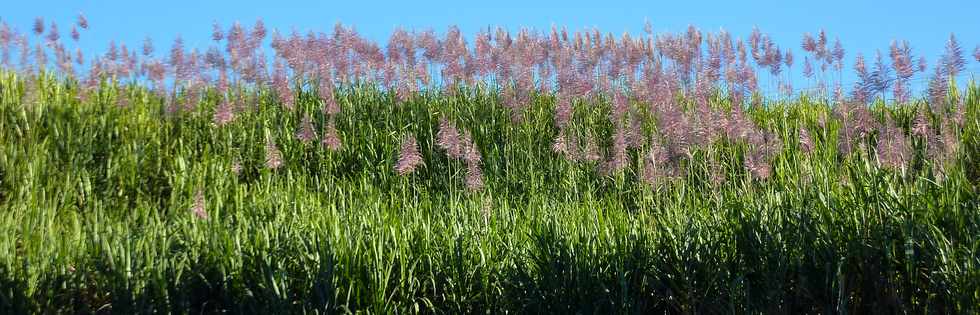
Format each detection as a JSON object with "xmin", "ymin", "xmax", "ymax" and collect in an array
[{"xmin": 1, "ymin": 0, "xmax": 978, "ymax": 95}]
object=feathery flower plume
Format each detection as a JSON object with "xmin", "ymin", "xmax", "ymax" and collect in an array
[
  {"xmin": 190, "ymin": 189, "xmax": 208, "ymax": 220},
  {"xmin": 612, "ymin": 91, "xmax": 629, "ymax": 119},
  {"xmin": 658, "ymin": 104, "xmax": 693, "ymax": 157},
  {"xmin": 395, "ymin": 134, "xmax": 423, "ymax": 175},
  {"xmin": 626, "ymin": 113, "xmax": 644, "ymax": 148},
  {"xmin": 76, "ymin": 13, "xmax": 88, "ymax": 29},
  {"xmin": 461, "ymin": 130, "xmax": 482, "ymax": 165},
  {"xmin": 74, "ymin": 47, "xmax": 83, "ymax": 66},
  {"xmin": 582, "ymin": 133, "xmax": 602, "ymax": 162},
  {"xmin": 273, "ymin": 60, "xmax": 294, "ymax": 110},
  {"xmin": 851, "ymin": 53, "xmax": 869, "ymax": 103},
  {"xmin": 320, "ymin": 79, "xmax": 340, "ymax": 116},
  {"xmin": 890, "ymin": 40, "xmax": 915, "ymax": 103},
  {"xmin": 724, "ymin": 105, "xmax": 751, "ymax": 140},
  {"xmin": 296, "ymin": 115, "xmax": 317, "ymax": 143},
  {"xmin": 799, "ymin": 126, "xmax": 813, "ymax": 154},
  {"xmin": 745, "ymin": 152, "xmax": 771, "ymax": 181},
  {"xmin": 931, "ymin": 118, "xmax": 958, "ymax": 164},
  {"xmin": 465, "ymin": 160, "xmax": 484, "ymax": 191},
  {"xmin": 641, "ymin": 139, "xmax": 669, "ymax": 186},
  {"xmin": 30, "ymin": 46, "xmax": 50, "ymax": 72},
  {"xmin": 553, "ymin": 127, "xmax": 581, "ymax": 161},
  {"xmin": 554, "ymin": 92, "xmax": 573, "ymax": 127},
  {"xmin": 845, "ymin": 103, "xmax": 874, "ymax": 153},
  {"xmin": 251, "ymin": 19, "xmax": 266, "ymax": 43},
  {"xmin": 606, "ymin": 124, "xmax": 628, "ymax": 173},
  {"xmin": 831, "ymin": 39, "xmax": 845, "ymax": 69},
  {"xmin": 213, "ymin": 99, "xmax": 235, "ymax": 126},
  {"xmin": 169, "ymin": 36, "xmax": 185, "ymax": 78},
  {"xmin": 927, "ymin": 65, "xmax": 949, "ymax": 108},
  {"xmin": 865, "ymin": 50, "xmax": 893, "ymax": 99},
  {"xmin": 265, "ymin": 139, "xmax": 283, "ymax": 170},
  {"xmin": 942, "ymin": 33, "xmax": 965, "ymax": 77},
  {"xmin": 70, "ymin": 26, "xmax": 79, "ymax": 42},
  {"xmin": 436, "ymin": 117, "xmax": 462, "ymax": 158},
  {"xmin": 974, "ymin": 45, "xmax": 980, "ymax": 62},
  {"xmin": 911, "ymin": 108, "xmax": 931, "ymax": 139},
  {"xmin": 0, "ymin": 22, "xmax": 10, "ymax": 53},
  {"xmin": 750, "ymin": 128, "xmax": 783, "ymax": 158},
  {"xmin": 889, "ymin": 40, "xmax": 915, "ymax": 79},
  {"xmin": 211, "ymin": 22, "xmax": 224, "ymax": 42},
  {"xmin": 708, "ymin": 157, "xmax": 726, "ymax": 187},
  {"xmin": 552, "ymin": 127, "xmax": 570, "ymax": 156},
  {"xmin": 142, "ymin": 36, "xmax": 154, "ymax": 56},
  {"xmin": 32, "ymin": 17, "xmax": 44, "ymax": 36},
  {"xmin": 802, "ymin": 57, "xmax": 813, "ymax": 78},
  {"xmin": 321, "ymin": 119, "xmax": 342, "ymax": 151},
  {"xmin": 45, "ymin": 22, "xmax": 59, "ymax": 43},
  {"xmin": 816, "ymin": 30, "xmax": 828, "ymax": 58},
  {"xmin": 801, "ymin": 33, "xmax": 816, "ymax": 53},
  {"xmin": 691, "ymin": 102, "xmax": 718, "ymax": 147},
  {"xmin": 876, "ymin": 118, "xmax": 909, "ymax": 170}
]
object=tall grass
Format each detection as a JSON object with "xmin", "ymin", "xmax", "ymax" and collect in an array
[{"xmin": 0, "ymin": 68, "xmax": 978, "ymax": 313}]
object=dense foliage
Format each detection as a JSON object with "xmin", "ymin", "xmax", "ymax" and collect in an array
[{"xmin": 0, "ymin": 15, "xmax": 979, "ymax": 313}]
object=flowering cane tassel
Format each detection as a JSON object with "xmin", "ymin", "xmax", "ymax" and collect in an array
[
  {"xmin": 395, "ymin": 134, "xmax": 423, "ymax": 175},
  {"xmin": 296, "ymin": 115, "xmax": 317, "ymax": 144},
  {"xmin": 190, "ymin": 189, "xmax": 208, "ymax": 220},
  {"xmin": 213, "ymin": 99, "xmax": 235, "ymax": 126},
  {"xmin": 322, "ymin": 118, "xmax": 342, "ymax": 151},
  {"xmin": 265, "ymin": 139, "xmax": 283, "ymax": 170},
  {"xmin": 436, "ymin": 117, "xmax": 462, "ymax": 159}
]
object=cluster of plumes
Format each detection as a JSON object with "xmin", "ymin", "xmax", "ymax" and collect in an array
[
  {"xmin": 800, "ymin": 30, "xmax": 846, "ymax": 95},
  {"xmin": 553, "ymin": 90, "xmax": 644, "ymax": 170},
  {"xmin": 4, "ymin": 16, "xmax": 978, "ymax": 113},
  {"xmin": 1, "ymin": 14, "xmax": 88, "ymax": 81},
  {"xmin": 395, "ymin": 134, "xmax": 424, "ymax": 175},
  {"xmin": 751, "ymin": 28, "xmax": 797, "ymax": 94},
  {"xmin": 832, "ymin": 99, "xmax": 963, "ymax": 174},
  {"xmin": 250, "ymin": 113, "xmax": 344, "ymax": 172},
  {"xmin": 436, "ymin": 118, "xmax": 484, "ymax": 190},
  {"xmin": 660, "ymin": 94, "xmax": 781, "ymax": 183},
  {"xmin": 851, "ymin": 47, "xmax": 922, "ymax": 105},
  {"xmin": 1, "ymin": 17, "xmax": 977, "ymax": 184},
  {"xmin": 27, "ymin": 16, "xmax": 267, "ymax": 114},
  {"xmin": 743, "ymin": 124, "xmax": 782, "ymax": 181},
  {"xmin": 319, "ymin": 80, "xmax": 344, "ymax": 151},
  {"xmin": 1, "ymin": 17, "xmax": 799, "ymax": 121},
  {"xmin": 294, "ymin": 113, "xmax": 344, "ymax": 151},
  {"xmin": 911, "ymin": 107, "xmax": 960, "ymax": 177},
  {"xmin": 834, "ymin": 101, "xmax": 876, "ymax": 156},
  {"xmin": 552, "ymin": 88, "xmax": 783, "ymax": 185},
  {"xmin": 552, "ymin": 128, "xmax": 602, "ymax": 164},
  {"xmin": 875, "ymin": 118, "xmax": 910, "ymax": 170}
]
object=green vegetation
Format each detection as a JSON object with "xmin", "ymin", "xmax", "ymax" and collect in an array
[{"xmin": 1, "ymin": 71, "xmax": 979, "ymax": 313}]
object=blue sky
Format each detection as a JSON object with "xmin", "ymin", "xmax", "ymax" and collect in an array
[{"xmin": 2, "ymin": 0, "xmax": 978, "ymax": 95}]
